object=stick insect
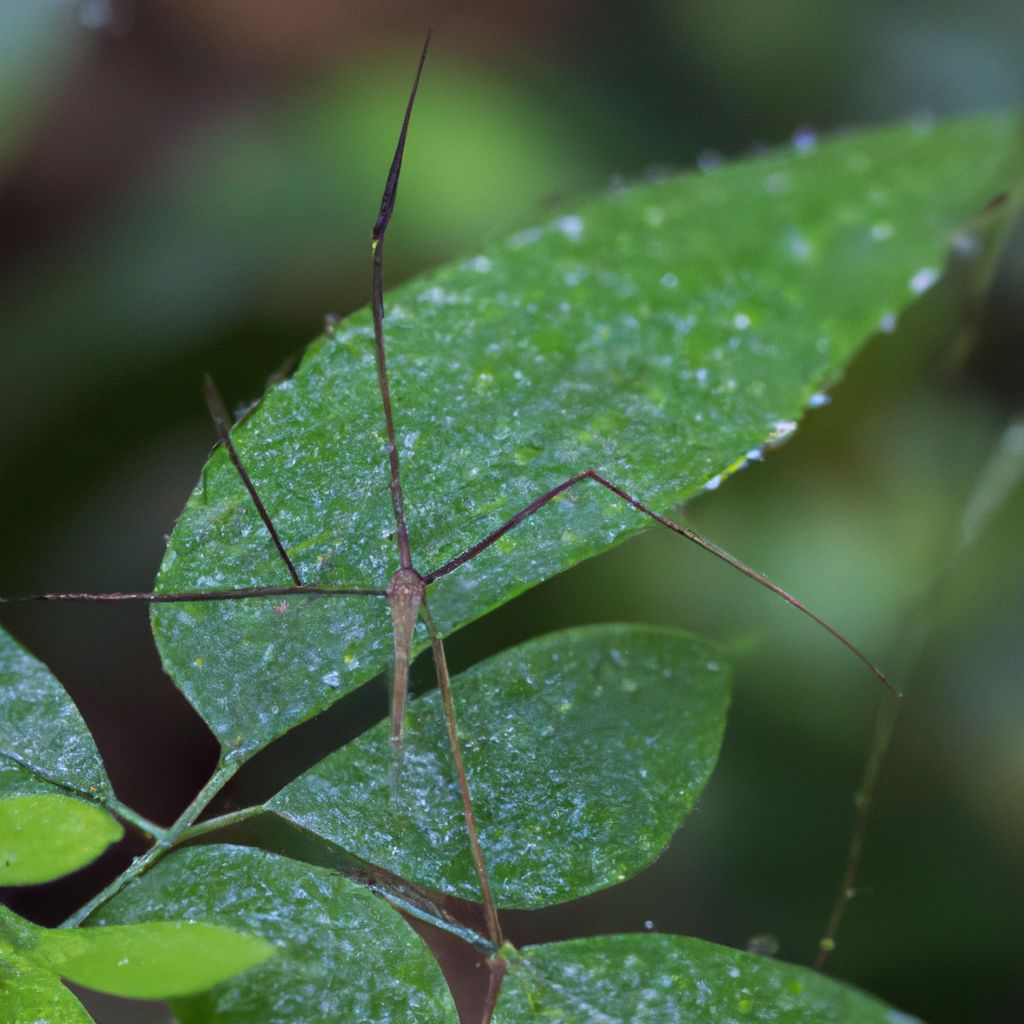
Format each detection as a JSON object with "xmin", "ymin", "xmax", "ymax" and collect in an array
[{"xmin": 4, "ymin": 33, "xmax": 902, "ymax": 964}]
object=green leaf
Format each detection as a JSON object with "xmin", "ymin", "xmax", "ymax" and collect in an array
[
  {"xmin": 492, "ymin": 933, "xmax": 921, "ymax": 1023},
  {"xmin": 0, "ymin": 793, "xmax": 123, "ymax": 886},
  {"xmin": 152, "ymin": 113, "xmax": 1023, "ymax": 756},
  {"xmin": 94, "ymin": 844, "xmax": 458, "ymax": 1023},
  {"xmin": 268, "ymin": 624, "xmax": 729, "ymax": 907},
  {"xmin": 0, "ymin": 951, "xmax": 96, "ymax": 1024},
  {"xmin": 0, "ymin": 625, "xmax": 111, "ymax": 799},
  {"xmin": 30, "ymin": 920, "xmax": 274, "ymax": 1000}
]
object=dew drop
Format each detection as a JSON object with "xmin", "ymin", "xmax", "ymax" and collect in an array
[
  {"xmin": 879, "ymin": 312, "xmax": 897, "ymax": 334},
  {"xmin": 697, "ymin": 149, "xmax": 723, "ymax": 172},
  {"xmin": 792, "ymin": 126, "xmax": 818, "ymax": 152},
  {"xmin": 733, "ymin": 312, "xmax": 751, "ymax": 329},
  {"xmin": 807, "ymin": 390, "xmax": 831, "ymax": 408},
  {"xmin": 556, "ymin": 215, "xmax": 584, "ymax": 242},
  {"xmin": 909, "ymin": 267, "xmax": 939, "ymax": 294},
  {"xmin": 322, "ymin": 671, "xmax": 341, "ymax": 689}
]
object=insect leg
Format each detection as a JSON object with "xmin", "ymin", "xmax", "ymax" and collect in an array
[
  {"xmin": 203, "ymin": 374, "xmax": 303, "ymax": 586},
  {"xmin": 423, "ymin": 468, "xmax": 901, "ymax": 700},
  {"xmin": 420, "ymin": 597, "xmax": 504, "ymax": 951}
]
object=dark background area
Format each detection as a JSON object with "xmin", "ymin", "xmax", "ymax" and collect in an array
[{"xmin": 1, "ymin": 2, "xmax": 1022, "ymax": 1022}]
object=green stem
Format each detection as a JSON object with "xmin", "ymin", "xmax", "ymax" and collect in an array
[
  {"xmin": 107, "ymin": 799, "xmax": 168, "ymax": 843},
  {"xmin": 1, "ymin": 749, "xmax": 168, "ymax": 842},
  {"xmin": 178, "ymin": 805, "xmax": 261, "ymax": 842},
  {"xmin": 61, "ymin": 760, "xmax": 240, "ymax": 927}
]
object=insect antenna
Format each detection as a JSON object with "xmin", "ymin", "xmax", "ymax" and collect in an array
[{"xmin": 371, "ymin": 29, "xmax": 431, "ymax": 573}]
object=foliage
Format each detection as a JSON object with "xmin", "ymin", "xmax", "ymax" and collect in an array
[{"xmin": 1, "ymin": 111, "xmax": 1021, "ymax": 1022}]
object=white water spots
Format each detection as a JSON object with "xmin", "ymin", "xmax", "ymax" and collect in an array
[
  {"xmin": 870, "ymin": 222, "xmax": 894, "ymax": 241},
  {"xmin": 563, "ymin": 266, "xmax": 588, "ymax": 288},
  {"xmin": 909, "ymin": 267, "xmax": 940, "ymax": 295},
  {"xmin": 694, "ymin": 367, "xmax": 709, "ymax": 388},
  {"xmin": 807, "ymin": 390, "xmax": 831, "ymax": 409},
  {"xmin": 507, "ymin": 225, "xmax": 543, "ymax": 250},
  {"xmin": 879, "ymin": 312, "xmax": 898, "ymax": 334},
  {"xmin": 792, "ymin": 126, "xmax": 818, "ymax": 152},
  {"xmin": 660, "ymin": 272, "xmax": 679, "ymax": 290},
  {"xmin": 786, "ymin": 230, "xmax": 813, "ymax": 262},
  {"xmin": 771, "ymin": 420, "xmax": 798, "ymax": 443},
  {"xmin": 419, "ymin": 285, "xmax": 459, "ymax": 306},
  {"xmin": 733, "ymin": 312, "xmax": 752, "ymax": 330},
  {"xmin": 322, "ymin": 671, "xmax": 341, "ymax": 689},
  {"xmin": 953, "ymin": 232, "xmax": 980, "ymax": 257},
  {"xmin": 645, "ymin": 207, "xmax": 666, "ymax": 228},
  {"xmin": 556, "ymin": 214, "xmax": 585, "ymax": 242},
  {"xmin": 470, "ymin": 255, "xmax": 492, "ymax": 273},
  {"xmin": 763, "ymin": 171, "xmax": 789, "ymax": 194},
  {"xmin": 697, "ymin": 149, "xmax": 723, "ymax": 173},
  {"xmin": 704, "ymin": 474, "xmax": 723, "ymax": 491}
]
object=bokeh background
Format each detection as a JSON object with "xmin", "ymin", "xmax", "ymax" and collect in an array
[{"xmin": 1, "ymin": 2, "xmax": 1022, "ymax": 1022}]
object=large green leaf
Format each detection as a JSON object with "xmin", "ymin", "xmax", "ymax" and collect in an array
[
  {"xmin": 94, "ymin": 844, "xmax": 458, "ymax": 1023},
  {"xmin": 0, "ymin": 625, "xmax": 112, "ymax": 798},
  {"xmin": 268, "ymin": 624, "xmax": 729, "ymax": 907},
  {"xmin": 152, "ymin": 113, "xmax": 1023, "ymax": 757},
  {"xmin": 493, "ymin": 933, "xmax": 920, "ymax": 1023},
  {"xmin": 31, "ymin": 920, "xmax": 274, "ymax": 1000},
  {"xmin": 0, "ymin": 952, "xmax": 96, "ymax": 1024},
  {"xmin": 2, "ymin": 896, "xmax": 272, "ymax": 1006},
  {"xmin": 0, "ymin": 793, "xmax": 123, "ymax": 886}
]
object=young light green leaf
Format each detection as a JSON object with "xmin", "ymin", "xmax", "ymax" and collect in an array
[
  {"xmin": 493, "ymin": 933, "xmax": 921, "ymax": 1023},
  {"xmin": 152, "ymin": 113, "xmax": 1023, "ymax": 757},
  {"xmin": 268, "ymin": 624, "xmax": 729, "ymax": 907},
  {"xmin": 0, "ymin": 793, "xmax": 123, "ymax": 886},
  {"xmin": 94, "ymin": 844, "xmax": 458, "ymax": 1023},
  {"xmin": 0, "ymin": 951, "xmax": 97, "ymax": 1024},
  {"xmin": 30, "ymin": 919, "xmax": 274, "ymax": 1000},
  {"xmin": 0, "ymin": 626, "xmax": 111, "ymax": 798}
]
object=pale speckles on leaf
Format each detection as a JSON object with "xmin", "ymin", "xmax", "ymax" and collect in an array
[{"xmin": 909, "ymin": 266, "xmax": 940, "ymax": 294}]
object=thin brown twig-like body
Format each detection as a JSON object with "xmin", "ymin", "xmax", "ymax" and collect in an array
[{"xmin": 5, "ymin": 32, "xmax": 903, "ymax": 992}]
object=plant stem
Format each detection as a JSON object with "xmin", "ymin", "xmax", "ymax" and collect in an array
[
  {"xmin": 107, "ymin": 799, "xmax": 168, "ymax": 843},
  {"xmin": 178, "ymin": 805, "xmax": 261, "ymax": 842},
  {"xmin": 61, "ymin": 760, "xmax": 241, "ymax": 927}
]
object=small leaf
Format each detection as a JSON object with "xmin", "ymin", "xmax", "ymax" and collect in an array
[
  {"xmin": 0, "ymin": 951, "xmax": 96, "ymax": 1024},
  {"xmin": 94, "ymin": 844, "xmax": 459, "ymax": 1023},
  {"xmin": 268, "ymin": 624, "xmax": 729, "ymax": 907},
  {"xmin": 493, "ymin": 933, "xmax": 921, "ymax": 1023},
  {"xmin": 0, "ymin": 626, "xmax": 111, "ymax": 799},
  {"xmin": 31, "ymin": 920, "xmax": 275, "ymax": 1000},
  {"xmin": 0, "ymin": 793, "xmax": 123, "ymax": 885},
  {"xmin": 150, "ymin": 113, "xmax": 1023, "ymax": 758}
]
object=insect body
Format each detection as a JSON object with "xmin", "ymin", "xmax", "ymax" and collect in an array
[{"xmin": 6, "ymin": 33, "xmax": 902, "ymax": 958}]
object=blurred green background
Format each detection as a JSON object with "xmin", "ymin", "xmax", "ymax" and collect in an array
[{"xmin": 0, "ymin": 2, "xmax": 1022, "ymax": 1022}]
